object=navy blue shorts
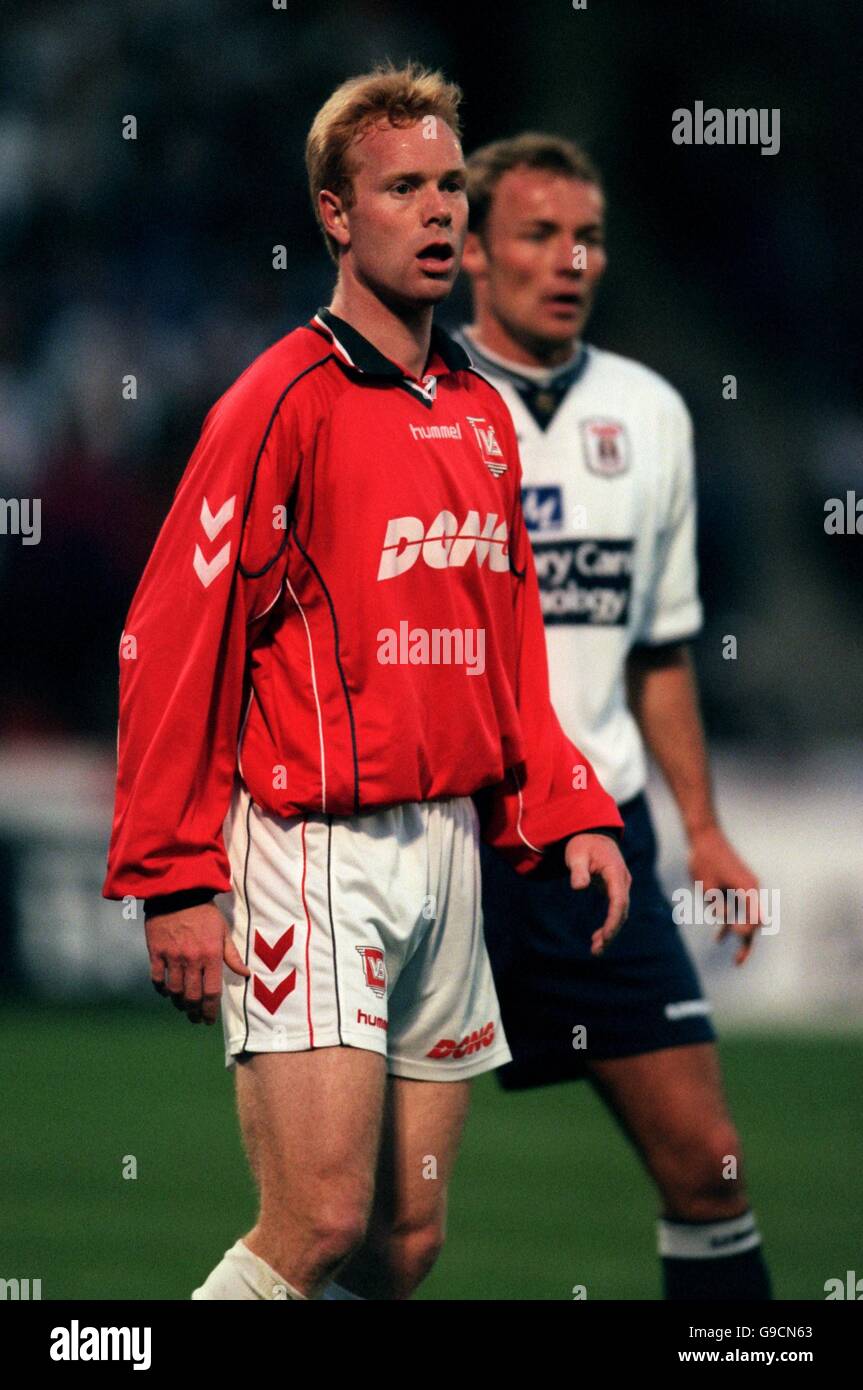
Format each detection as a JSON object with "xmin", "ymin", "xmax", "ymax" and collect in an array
[{"xmin": 480, "ymin": 792, "xmax": 716, "ymax": 1090}]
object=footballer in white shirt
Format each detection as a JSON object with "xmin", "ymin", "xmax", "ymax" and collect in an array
[{"xmin": 457, "ymin": 132, "xmax": 772, "ymax": 1300}]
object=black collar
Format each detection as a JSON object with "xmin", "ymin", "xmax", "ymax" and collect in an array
[
  {"xmin": 456, "ymin": 327, "xmax": 589, "ymax": 395},
  {"xmin": 454, "ymin": 327, "xmax": 590, "ymax": 431},
  {"xmin": 314, "ymin": 306, "xmax": 472, "ymax": 378}
]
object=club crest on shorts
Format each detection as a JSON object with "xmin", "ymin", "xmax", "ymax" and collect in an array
[
  {"xmin": 466, "ymin": 416, "xmax": 507, "ymax": 477},
  {"xmin": 356, "ymin": 946, "xmax": 387, "ymax": 998},
  {"xmin": 580, "ymin": 418, "xmax": 630, "ymax": 477}
]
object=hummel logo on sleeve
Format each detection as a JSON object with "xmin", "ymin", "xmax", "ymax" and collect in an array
[{"xmin": 193, "ymin": 494, "xmax": 236, "ymax": 588}]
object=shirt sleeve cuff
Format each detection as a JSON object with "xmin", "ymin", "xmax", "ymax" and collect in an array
[
  {"xmin": 143, "ymin": 888, "xmax": 218, "ymax": 918},
  {"xmin": 530, "ymin": 826, "xmax": 623, "ymax": 879}
]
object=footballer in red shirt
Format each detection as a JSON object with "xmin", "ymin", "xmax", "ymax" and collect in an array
[{"xmin": 103, "ymin": 64, "xmax": 629, "ymax": 1301}]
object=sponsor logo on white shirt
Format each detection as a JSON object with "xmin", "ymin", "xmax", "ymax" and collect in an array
[
  {"xmin": 522, "ymin": 485, "xmax": 563, "ymax": 532},
  {"xmin": 533, "ymin": 538, "xmax": 634, "ymax": 625}
]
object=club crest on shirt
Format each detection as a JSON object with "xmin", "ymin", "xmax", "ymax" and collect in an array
[
  {"xmin": 356, "ymin": 945, "xmax": 387, "ymax": 997},
  {"xmin": 580, "ymin": 418, "xmax": 630, "ymax": 477},
  {"xmin": 466, "ymin": 415, "xmax": 507, "ymax": 477}
]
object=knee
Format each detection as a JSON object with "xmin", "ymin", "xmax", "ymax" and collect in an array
[
  {"xmin": 663, "ymin": 1122, "xmax": 748, "ymax": 1219},
  {"xmin": 400, "ymin": 1218, "xmax": 446, "ymax": 1286},
  {"xmin": 307, "ymin": 1202, "xmax": 371, "ymax": 1272},
  {"xmin": 376, "ymin": 1215, "xmax": 447, "ymax": 1297},
  {"xmin": 260, "ymin": 1191, "xmax": 371, "ymax": 1280}
]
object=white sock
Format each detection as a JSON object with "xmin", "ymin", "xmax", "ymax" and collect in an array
[
  {"xmin": 321, "ymin": 1281, "xmax": 364, "ymax": 1300},
  {"xmin": 191, "ymin": 1238, "xmax": 307, "ymax": 1300},
  {"xmin": 657, "ymin": 1209, "xmax": 762, "ymax": 1259}
]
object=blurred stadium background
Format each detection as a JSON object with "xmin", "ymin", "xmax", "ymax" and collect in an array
[{"xmin": 1, "ymin": 0, "xmax": 861, "ymax": 1300}]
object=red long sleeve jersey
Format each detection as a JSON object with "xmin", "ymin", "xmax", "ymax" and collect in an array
[{"xmin": 102, "ymin": 309, "xmax": 622, "ymax": 902}]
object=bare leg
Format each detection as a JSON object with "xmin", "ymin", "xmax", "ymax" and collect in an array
[
  {"xmin": 234, "ymin": 1045, "xmax": 387, "ymax": 1297},
  {"xmin": 587, "ymin": 1042, "xmax": 748, "ymax": 1219},
  {"xmin": 335, "ymin": 1076, "xmax": 472, "ymax": 1299}
]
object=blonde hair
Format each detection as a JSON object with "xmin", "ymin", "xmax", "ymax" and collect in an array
[
  {"xmin": 306, "ymin": 60, "xmax": 463, "ymax": 264},
  {"xmin": 466, "ymin": 132, "xmax": 602, "ymax": 240}
]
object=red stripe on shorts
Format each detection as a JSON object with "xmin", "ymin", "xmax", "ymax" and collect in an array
[{"xmin": 300, "ymin": 817, "xmax": 315, "ymax": 1046}]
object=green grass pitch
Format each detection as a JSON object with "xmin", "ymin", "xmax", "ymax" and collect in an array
[{"xmin": 1, "ymin": 1002, "xmax": 859, "ymax": 1300}]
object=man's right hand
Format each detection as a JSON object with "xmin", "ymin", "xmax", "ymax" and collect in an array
[{"xmin": 146, "ymin": 902, "xmax": 251, "ymax": 1025}]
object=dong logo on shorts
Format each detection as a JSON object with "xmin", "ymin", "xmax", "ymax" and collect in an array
[
  {"xmin": 426, "ymin": 1021, "xmax": 495, "ymax": 1059},
  {"xmin": 377, "ymin": 510, "xmax": 509, "ymax": 580},
  {"xmin": 356, "ymin": 946, "xmax": 387, "ymax": 998}
]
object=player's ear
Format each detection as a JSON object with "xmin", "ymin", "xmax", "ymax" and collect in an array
[
  {"xmin": 461, "ymin": 230, "xmax": 489, "ymax": 280},
  {"xmin": 319, "ymin": 189, "xmax": 351, "ymax": 252}
]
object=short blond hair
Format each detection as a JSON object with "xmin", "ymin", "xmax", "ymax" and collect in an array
[
  {"xmin": 466, "ymin": 132, "xmax": 602, "ymax": 240},
  {"xmin": 306, "ymin": 60, "xmax": 463, "ymax": 264}
]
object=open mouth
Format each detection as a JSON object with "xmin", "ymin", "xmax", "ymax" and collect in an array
[
  {"xmin": 545, "ymin": 292, "xmax": 583, "ymax": 309},
  {"xmin": 416, "ymin": 241, "xmax": 455, "ymax": 270}
]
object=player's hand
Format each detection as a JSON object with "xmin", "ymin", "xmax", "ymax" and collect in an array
[
  {"xmin": 145, "ymin": 902, "xmax": 251, "ymax": 1025},
  {"xmin": 564, "ymin": 834, "xmax": 631, "ymax": 957},
  {"xmin": 688, "ymin": 824, "xmax": 760, "ymax": 966}
]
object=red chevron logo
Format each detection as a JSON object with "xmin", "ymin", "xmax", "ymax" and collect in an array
[
  {"xmin": 253, "ymin": 971, "xmax": 297, "ymax": 1014},
  {"xmin": 254, "ymin": 926, "xmax": 295, "ymax": 970}
]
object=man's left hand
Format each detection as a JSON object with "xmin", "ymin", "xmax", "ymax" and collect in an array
[
  {"xmin": 565, "ymin": 834, "xmax": 631, "ymax": 957},
  {"xmin": 688, "ymin": 824, "xmax": 761, "ymax": 965}
]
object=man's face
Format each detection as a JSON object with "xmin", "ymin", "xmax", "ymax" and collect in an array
[
  {"xmin": 335, "ymin": 117, "xmax": 467, "ymax": 309},
  {"xmin": 464, "ymin": 166, "xmax": 607, "ymax": 350}
]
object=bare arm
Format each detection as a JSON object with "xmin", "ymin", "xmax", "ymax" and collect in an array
[
  {"xmin": 625, "ymin": 641, "xmax": 760, "ymax": 964},
  {"xmin": 625, "ymin": 642, "xmax": 716, "ymax": 838}
]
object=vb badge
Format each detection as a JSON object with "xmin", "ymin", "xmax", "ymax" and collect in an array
[
  {"xmin": 356, "ymin": 946, "xmax": 387, "ymax": 998},
  {"xmin": 580, "ymin": 418, "xmax": 630, "ymax": 477},
  {"xmin": 466, "ymin": 416, "xmax": 507, "ymax": 477}
]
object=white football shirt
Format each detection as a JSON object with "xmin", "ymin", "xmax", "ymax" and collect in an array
[{"xmin": 457, "ymin": 328, "xmax": 703, "ymax": 805}]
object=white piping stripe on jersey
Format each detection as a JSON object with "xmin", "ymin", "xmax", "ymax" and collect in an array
[
  {"xmin": 248, "ymin": 578, "xmax": 285, "ymax": 626},
  {"xmin": 284, "ymin": 574, "xmax": 327, "ymax": 812},
  {"xmin": 511, "ymin": 767, "xmax": 541, "ymax": 855},
  {"xmin": 313, "ymin": 313, "xmax": 357, "ymax": 368}
]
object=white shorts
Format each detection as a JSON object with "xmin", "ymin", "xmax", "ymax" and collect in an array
[{"xmin": 220, "ymin": 779, "xmax": 512, "ymax": 1081}]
